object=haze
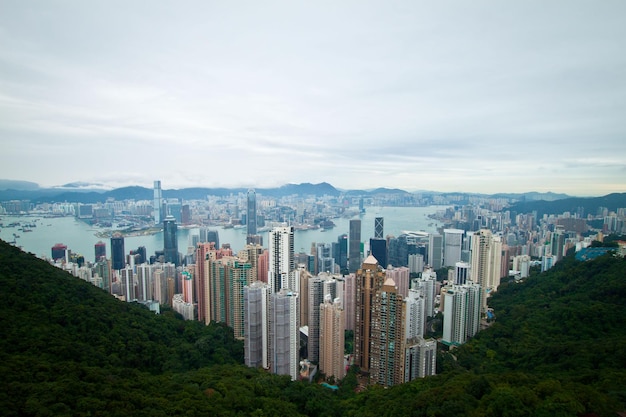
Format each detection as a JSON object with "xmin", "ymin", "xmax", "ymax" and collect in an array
[{"xmin": 1, "ymin": 1, "xmax": 625, "ymax": 196}]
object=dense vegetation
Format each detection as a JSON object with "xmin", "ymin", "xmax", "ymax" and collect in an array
[{"xmin": 1, "ymin": 239, "xmax": 625, "ymax": 416}]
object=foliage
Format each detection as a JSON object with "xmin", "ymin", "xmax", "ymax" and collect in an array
[{"xmin": 1, "ymin": 239, "xmax": 625, "ymax": 416}]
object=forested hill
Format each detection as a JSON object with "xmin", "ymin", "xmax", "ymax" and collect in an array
[{"xmin": 1, "ymin": 240, "xmax": 625, "ymax": 416}]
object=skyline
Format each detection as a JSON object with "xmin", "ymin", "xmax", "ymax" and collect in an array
[{"xmin": 1, "ymin": 1, "xmax": 625, "ymax": 196}]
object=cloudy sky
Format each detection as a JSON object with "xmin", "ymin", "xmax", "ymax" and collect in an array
[{"xmin": 1, "ymin": 1, "xmax": 625, "ymax": 195}]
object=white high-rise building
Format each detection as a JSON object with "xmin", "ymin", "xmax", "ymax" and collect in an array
[
  {"xmin": 405, "ymin": 289, "xmax": 426, "ymax": 339},
  {"xmin": 404, "ymin": 338, "xmax": 437, "ymax": 381},
  {"xmin": 270, "ymin": 289, "xmax": 300, "ymax": 380},
  {"xmin": 268, "ymin": 226, "xmax": 296, "ymax": 293},
  {"xmin": 413, "ymin": 269, "xmax": 437, "ymax": 317},
  {"xmin": 454, "ymin": 262, "xmax": 471, "ymax": 285},
  {"xmin": 153, "ymin": 180, "xmax": 163, "ymax": 225},
  {"xmin": 408, "ymin": 254, "xmax": 425, "ymax": 274},
  {"xmin": 442, "ymin": 283, "xmax": 481, "ymax": 346},
  {"xmin": 443, "ymin": 229, "xmax": 464, "ymax": 267},
  {"xmin": 244, "ymin": 281, "xmax": 270, "ymax": 369},
  {"xmin": 470, "ymin": 229, "xmax": 502, "ymax": 313}
]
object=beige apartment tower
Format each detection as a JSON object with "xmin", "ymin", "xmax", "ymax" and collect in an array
[{"xmin": 319, "ymin": 296, "xmax": 346, "ymax": 381}]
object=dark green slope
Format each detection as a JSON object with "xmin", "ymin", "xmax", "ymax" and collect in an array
[{"xmin": 1, "ymin": 239, "xmax": 625, "ymax": 416}]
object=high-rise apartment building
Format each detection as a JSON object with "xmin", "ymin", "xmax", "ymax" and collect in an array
[
  {"xmin": 404, "ymin": 338, "xmax": 437, "ymax": 381},
  {"xmin": 208, "ymin": 256, "xmax": 253, "ymax": 339},
  {"xmin": 370, "ymin": 277, "xmax": 405, "ymax": 387},
  {"xmin": 153, "ymin": 180, "xmax": 163, "ymax": 225},
  {"xmin": 454, "ymin": 262, "xmax": 471, "ymax": 285},
  {"xmin": 405, "ymin": 288, "xmax": 426, "ymax": 340},
  {"xmin": 470, "ymin": 229, "xmax": 502, "ymax": 313},
  {"xmin": 343, "ymin": 273, "xmax": 356, "ymax": 331},
  {"xmin": 270, "ymin": 289, "xmax": 300, "ymax": 380},
  {"xmin": 354, "ymin": 255, "xmax": 386, "ymax": 372},
  {"xmin": 163, "ymin": 215, "xmax": 179, "ymax": 266},
  {"xmin": 349, "ymin": 220, "xmax": 362, "ymax": 273},
  {"xmin": 319, "ymin": 296, "xmax": 346, "ymax": 380},
  {"xmin": 307, "ymin": 273, "xmax": 338, "ymax": 363},
  {"xmin": 244, "ymin": 281, "xmax": 270, "ymax": 369},
  {"xmin": 442, "ymin": 283, "xmax": 481, "ymax": 346},
  {"xmin": 268, "ymin": 226, "xmax": 296, "ymax": 293},
  {"xmin": 111, "ymin": 234, "xmax": 125, "ymax": 271}
]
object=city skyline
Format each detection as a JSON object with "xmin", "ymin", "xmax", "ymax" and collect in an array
[{"xmin": 1, "ymin": 2, "xmax": 625, "ymax": 196}]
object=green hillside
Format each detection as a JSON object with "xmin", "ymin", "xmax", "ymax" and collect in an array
[{"xmin": 1, "ymin": 239, "xmax": 625, "ymax": 416}]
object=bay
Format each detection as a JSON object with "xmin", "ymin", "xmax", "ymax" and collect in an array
[{"xmin": 0, "ymin": 206, "xmax": 447, "ymax": 262}]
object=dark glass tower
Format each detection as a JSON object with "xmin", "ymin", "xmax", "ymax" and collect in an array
[
  {"xmin": 375, "ymin": 217, "xmax": 384, "ymax": 239},
  {"xmin": 163, "ymin": 215, "xmax": 179, "ymax": 265},
  {"xmin": 111, "ymin": 234, "xmax": 125, "ymax": 270},
  {"xmin": 349, "ymin": 219, "xmax": 362, "ymax": 273},
  {"xmin": 94, "ymin": 241, "xmax": 106, "ymax": 262}
]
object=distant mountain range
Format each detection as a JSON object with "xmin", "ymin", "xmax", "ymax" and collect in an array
[
  {"xmin": 507, "ymin": 192, "xmax": 626, "ymax": 217},
  {"xmin": 2, "ymin": 178, "xmax": 624, "ymax": 215}
]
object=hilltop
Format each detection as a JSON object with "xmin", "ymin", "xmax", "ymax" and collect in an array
[{"xmin": 1, "ymin": 240, "xmax": 625, "ymax": 416}]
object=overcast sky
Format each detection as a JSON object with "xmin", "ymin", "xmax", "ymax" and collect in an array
[{"xmin": 1, "ymin": 1, "xmax": 625, "ymax": 196}]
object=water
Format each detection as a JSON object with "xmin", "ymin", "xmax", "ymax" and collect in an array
[{"xmin": 0, "ymin": 206, "xmax": 447, "ymax": 261}]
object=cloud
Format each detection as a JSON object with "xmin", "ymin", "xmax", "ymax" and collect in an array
[{"xmin": 0, "ymin": 1, "xmax": 625, "ymax": 195}]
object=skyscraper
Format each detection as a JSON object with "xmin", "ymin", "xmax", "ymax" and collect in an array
[
  {"xmin": 94, "ymin": 241, "xmax": 106, "ymax": 262},
  {"xmin": 349, "ymin": 219, "xmax": 362, "ymax": 273},
  {"xmin": 354, "ymin": 255, "xmax": 386, "ymax": 372},
  {"xmin": 370, "ymin": 238, "xmax": 387, "ymax": 268},
  {"xmin": 374, "ymin": 217, "xmax": 384, "ymax": 239},
  {"xmin": 442, "ymin": 283, "xmax": 481, "ymax": 346},
  {"xmin": 454, "ymin": 262, "xmax": 471, "ymax": 285},
  {"xmin": 370, "ymin": 276, "xmax": 405, "ymax": 387},
  {"xmin": 428, "ymin": 233, "xmax": 443, "ymax": 269},
  {"xmin": 443, "ymin": 229, "xmax": 464, "ymax": 267},
  {"xmin": 307, "ymin": 273, "xmax": 338, "ymax": 362},
  {"xmin": 405, "ymin": 288, "xmax": 426, "ymax": 340},
  {"xmin": 470, "ymin": 229, "xmax": 502, "ymax": 313},
  {"xmin": 268, "ymin": 226, "xmax": 295, "ymax": 293},
  {"xmin": 111, "ymin": 234, "xmax": 125, "ymax": 271},
  {"xmin": 270, "ymin": 289, "xmax": 300, "ymax": 380},
  {"xmin": 335, "ymin": 234, "xmax": 348, "ymax": 271},
  {"xmin": 153, "ymin": 180, "xmax": 163, "ymax": 225},
  {"xmin": 404, "ymin": 338, "xmax": 437, "ymax": 381},
  {"xmin": 247, "ymin": 189, "xmax": 257, "ymax": 236},
  {"xmin": 319, "ymin": 296, "xmax": 346, "ymax": 380},
  {"xmin": 244, "ymin": 281, "xmax": 270, "ymax": 369},
  {"xmin": 163, "ymin": 215, "xmax": 179, "ymax": 266}
]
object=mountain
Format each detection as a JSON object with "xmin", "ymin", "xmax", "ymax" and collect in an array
[
  {"xmin": 508, "ymin": 192, "xmax": 626, "ymax": 217},
  {"xmin": 0, "ymin": 179, "xmax": 40, "ymax": 191},
  {"xmin": 1, "ymin": 239, "xmax": 625, "ymax": 416}
]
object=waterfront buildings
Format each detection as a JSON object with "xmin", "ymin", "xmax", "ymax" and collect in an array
[
  {"xmin": 110, "ymin": 234, "xmax": 125, "ymax": 271},
  {"xmin": 163, "ymin": 215, "xmax": 179, "ymax": 266},
  {"xmin": 153, "ymin": 180, "xmax": 163, "ymax": 225}
]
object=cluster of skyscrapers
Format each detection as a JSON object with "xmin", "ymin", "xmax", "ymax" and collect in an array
[{"xmin": 45, "ymin": 183, "xmax": 546, "ymax": 389}]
